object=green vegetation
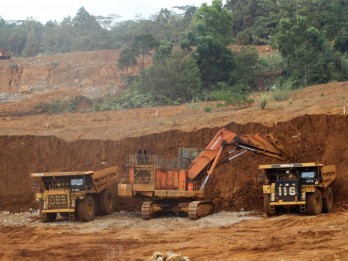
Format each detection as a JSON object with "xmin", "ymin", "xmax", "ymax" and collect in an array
[
  {"xmin": 50, "ymin": 61, "xmax": 59, "ymax": 69},
  {"xmin": 271, "ymin": 78, "xmax": 294, "ymax": 101},
  {"xmin": 203, "ymin": 106, "xmax": 212, "ymax": 113},
  {"xmin": 259, "ymin": 93, "xmax": 269, "ymax": 110},
  {"xmin": 1, "ymin": 0, "xmax": 348, "ymax": 110},
  {"xmin": 35, "ymin": 96, "xmax": 93, "ymax": 114}
]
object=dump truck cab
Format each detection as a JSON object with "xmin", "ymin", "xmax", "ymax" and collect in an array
[{"xmin": 261, "ymin": 163, "xmax": 336, "ymax": 216}]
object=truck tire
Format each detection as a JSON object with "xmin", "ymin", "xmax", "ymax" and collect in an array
[
  {"xmin": 306, "ymin": 189, "xmax": 322, "ymax": 215},
  {"xmin": 322, "ymin": 187, "xmax": 333, "ymax": 213},
  {"xmin": 78, "ymin": 195, "xmax": 96, "ymax": 222},
  {"xmin": 264, "ymin": 194, "xmax": 276, "ymax": 217},
  {"xmin": 98, "ymin": 189, "xmax": 115, "ymax": 215},
  {"xmin": 44, "ymin": 213, "xmax": 57, "ymax": 222},
  {"xmin": 94, "ymin": 195, "xmax": 102, "ymax": 216},
  {"xmin": 60, "ymin": 213, "xmax": 69, "ymax": 218}
]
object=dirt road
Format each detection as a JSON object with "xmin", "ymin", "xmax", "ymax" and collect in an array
[{"xmin": 1, "ymin": 211, "xmax": 348, "ymax": 260}]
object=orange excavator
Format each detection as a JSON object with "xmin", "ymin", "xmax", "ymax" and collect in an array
[{"xmin": 118, "ymin": 127, "xmax": 284, "ymax": 219}]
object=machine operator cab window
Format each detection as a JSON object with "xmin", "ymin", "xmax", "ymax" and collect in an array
[
  {"xmin": 70, "ymin": 178, "xmax": 84, "ymax": 192},
  {"xmin": 300, "ymin": 171, "xmax": 316, "ymax": 184}
]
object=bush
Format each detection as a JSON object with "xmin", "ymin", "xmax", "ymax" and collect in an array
[
  {"xmin": 236, "ymin": 30, "xmax": 252, "ymax": 45},
  {"xmin": 210, "ymin": 82, "xmax": 254, "ymax": 107},
  {"xmin": 272, "ymin": 88, "xmax": 290, "ymax": 101},
  {"xmin": 204, "ymin": 106, "xmax": 212, "ymax": 113},
  {"xmin": 259, "ymin": 93, "xmax": 269, "ymax": 110},
  {"xmin": 258, "ymin": 53, "xmax": 283, "ymax": 73},
  {"xmin": 9, "ymin": 63, "xmax": 19, "ymax": 70},
  {"xmin": 270, "ymin": 77, "xmax": 295, "ymax": 101},
  {"xmin": 50, "ymin": 61, "xmax": 59, "ymax": 69},
  {"xmin": 34, "ymin": 96, "xmax": 93, "ymax": 114}
]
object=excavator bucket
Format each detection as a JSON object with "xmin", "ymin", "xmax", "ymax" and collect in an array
[{"xmin": 233, "ymin": 133, "xmax": 284, "ymax": 160}]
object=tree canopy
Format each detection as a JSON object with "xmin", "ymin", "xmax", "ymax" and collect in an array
[{"xmin": 1, "ymin": 1, "xmax": 348, "ymax": 108}]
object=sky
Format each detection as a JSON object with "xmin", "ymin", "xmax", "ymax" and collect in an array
[{"xmin": 1, "ymin": 0, "xmax": 223, "ymax": 23}]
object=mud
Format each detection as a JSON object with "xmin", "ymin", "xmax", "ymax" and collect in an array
[{"xmin": 0, "ymin": 114, "xmax": 347, "ymax": 213}]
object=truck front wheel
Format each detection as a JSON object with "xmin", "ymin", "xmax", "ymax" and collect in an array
[
  {"xmin": 98, "ymin": 188, "xmax": 115, "ymax": 215},
  {"xmin": 44, "ymin": 213, "xmax": 57, "ymax": 222},
  {"xmin": 322, "ymin": 187, "xmax": 333, "ymax": 213},
  {"xmin": 78, "ymin": 195, "xmax": 96, "ymax": 222},
  {"xmin": 306, "ymin": 189, "xmax": 322, "ymax": 215}
]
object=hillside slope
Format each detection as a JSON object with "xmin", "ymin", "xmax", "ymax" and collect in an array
[{"xmin": 0, "ymin": 81, "xmax": 346, "ymax": 141}]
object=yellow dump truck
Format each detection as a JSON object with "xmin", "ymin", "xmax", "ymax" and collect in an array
[
  {"xmin": 31, "ymin": 166, "xmax": 119, "ymax": 222},
  {"xmin": 261, "ymin": 162, "xmax": 336, "ymax": 216}
]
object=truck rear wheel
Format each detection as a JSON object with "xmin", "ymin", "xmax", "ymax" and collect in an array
[
  {"xmin": 78, "ymin": 195, "xmax": 96, "ymax": 222},
  {"xmin": 98, "ymin": 189, "xmax": 115, "ymax": 215},
  {"xmin": 44, "ymin": 213, "xmax": 57, "ymax": 222},
  {"xmin": 264, "ymin": 194, "xmax": 276, "ymax": 217},
  {"xmin": 322, "ymin": 187, "xmax": 333, "ymax": 213},
  {"xmin": 306, "ymin": 189, "xmax": 322, "ymax": 215}
]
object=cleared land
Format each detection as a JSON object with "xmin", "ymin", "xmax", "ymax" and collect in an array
[{"xmin": 0, "ymin": 49, "xmax": 348, "ymax": 260}]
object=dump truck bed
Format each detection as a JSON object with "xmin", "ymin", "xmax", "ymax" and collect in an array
[{"xmin": 31, "ymin": 166, "xmax": 119, "ymax": 193}]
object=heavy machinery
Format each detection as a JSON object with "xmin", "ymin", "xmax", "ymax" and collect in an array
[
  {"xmin": 260, "ymin": 163, "xmax": 336, "ymax": 216},
  {"xmin": 0, "ymin": 49, "xmax": 11, "ymax": 60},
  {"xmin": 118, "ymin": 127, "xmax": 284, "ymax": 220},
  {"xmin": 31, "ymin": 166, "xmax": 119, "ymax": 222}
]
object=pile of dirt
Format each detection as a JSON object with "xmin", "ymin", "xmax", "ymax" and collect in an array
[{"xmin": 0, "ymin": 114, "xmax": 347, "ymax": 213}]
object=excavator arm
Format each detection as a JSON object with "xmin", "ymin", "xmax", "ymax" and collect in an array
[{"xmin": 186, "ymin": 128, "xmax": 283, "ymax": 190}]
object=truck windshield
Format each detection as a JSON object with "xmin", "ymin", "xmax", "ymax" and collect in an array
[
  {"xmin": 301, "ymin": 172, "xmax": 315, "ymax": 179},
  {"xmin": 71, "ymin": 178, "xmax": 84, "ymax": 191}
]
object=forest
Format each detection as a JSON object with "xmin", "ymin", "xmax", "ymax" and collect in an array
[{"xmin": 1, "ymin": 0, "xmax": 348, "ymax": 108}]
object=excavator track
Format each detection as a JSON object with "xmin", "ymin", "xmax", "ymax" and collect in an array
[
  {"xmin": 141, "ymin": 201, "xmax": 154, "ymax": 220},
  {"xmin": 188, "ymin": 201, "xmax": 215, "ymax": 220}
]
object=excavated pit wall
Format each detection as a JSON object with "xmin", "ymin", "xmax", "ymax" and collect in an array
[{"xmin": 0, "ymin": 114, "xmax": 347, "ymax": 212}]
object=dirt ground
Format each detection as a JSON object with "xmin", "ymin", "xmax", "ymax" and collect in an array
[
  {"xmin": 1, "ymin": 211, "xmax": 348, "ymax": 260},
  {"xmin": 0, "ymin": 49, "xmax": 348, "ymax": 260}
]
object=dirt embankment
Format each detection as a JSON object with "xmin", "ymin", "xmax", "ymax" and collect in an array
[
  {"xmin": 0, "ymin": 114, "xmax": 347, "ymax": 213},
  {"xmin": 0, "ymin": 49, "xmax": 121, "ymax": 94}
]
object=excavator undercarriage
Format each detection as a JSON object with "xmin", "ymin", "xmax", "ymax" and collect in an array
[{"xmin": 140, "ymin": 200, "xmax": 215, "ymax": 220}]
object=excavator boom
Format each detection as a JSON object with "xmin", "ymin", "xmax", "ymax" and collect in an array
[{"xmin": 187, "ymin": 128, "xmax": 283, "ymax": 181}]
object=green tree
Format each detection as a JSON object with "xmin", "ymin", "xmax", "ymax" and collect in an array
[
  {"xmin": 135, "ymin": 49, "xmax": 202, "ymax": 103},
  {"xmin": 194, "ymin": 0, "xmax": 233, "ymax": 45},
  {"xmin": 185, "ymin": 0, "xmax": 234, "ymax": 89},
  {"xmin": 119, "ymin": 33, "xmax": 158, "ymax": 71},
  {"xmin": 22, "ymin": 19, "xmax": 43, "ymax": 56},
  {"xmin": 274, "ymin": 16, "xmax": 335, "ymax": 86},
  {"xmin": 194, "ymin": 35, "xmax": 234, "ymax": 90},
  {"xmin": 230, "ymin": 46, "xmax": 259, "ymax": 90},
  {"xmin": 154, "ymin": 42, "xmax": 174, "ymax": 64}
]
